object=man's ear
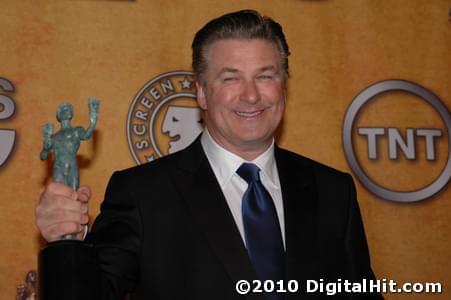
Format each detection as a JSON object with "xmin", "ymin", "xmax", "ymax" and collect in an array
[{"xmin": 196, "ymin": 81, "xmax": 207, "ymax": 110}]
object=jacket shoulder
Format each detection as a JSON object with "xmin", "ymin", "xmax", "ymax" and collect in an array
[
  {"xmin": 108, "ymin": 150, "xmax": 185, "ymax": 188},
  {"xmin": 276, "ymin": 147, "xmax": 351, "ymax": 181}
]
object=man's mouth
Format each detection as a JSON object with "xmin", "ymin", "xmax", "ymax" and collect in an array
[{"xmin": 235, "ymin": 109, "xmax": 264, "ymax": 117}]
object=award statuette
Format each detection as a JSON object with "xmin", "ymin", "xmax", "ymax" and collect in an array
[{"xmin": 38, "ymin": 99, "xmax": 100, "ymax": 300}]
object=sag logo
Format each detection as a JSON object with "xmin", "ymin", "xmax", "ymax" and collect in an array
[
  {"xmin": 0, "ymin": 77, "xmax": 16, "ymax": 167},
  {"xmin": 343, "ymin": 80, "xmax": 450, "ymax": 202},
  {"xmin": 127, "ymin": 71, "xmax": 202, "ymax": 164}
]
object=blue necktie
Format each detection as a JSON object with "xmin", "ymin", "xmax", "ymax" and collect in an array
[{"xmin": 237, "ymin": 163, "xmax": 285, "ymax": 299}]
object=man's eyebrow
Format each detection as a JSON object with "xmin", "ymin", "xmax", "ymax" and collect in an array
[
  {"xmin": 217, "ymin": 67, "xmax": 239, "ymax": 76},
  {"xmin": 215, "ymin": 66, "xmax": 279, "ymax": 79},
  {"xmin": 218, "ymin": 66, "xmax": 278, "ymax": 74},
  {"xmin": 258, "ymin": 65, "xmax": 278, "ymax": 73}
]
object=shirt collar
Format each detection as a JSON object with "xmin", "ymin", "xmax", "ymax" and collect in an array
[{"xmin": 201, "ymin": 129, "xmax": 279, "ymax": 189}]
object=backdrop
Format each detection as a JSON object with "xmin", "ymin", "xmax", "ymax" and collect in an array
[{"xmin": 0, "ymin": 0, "xmax": 449, "ymax": 299}]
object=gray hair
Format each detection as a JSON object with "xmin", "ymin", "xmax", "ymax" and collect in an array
[{"xmin": 192, "ymin": 10, "xmax": 290, "ymax": 84}]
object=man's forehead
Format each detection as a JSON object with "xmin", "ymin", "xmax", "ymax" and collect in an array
[
  {"xmin": 206, "ymin": 38, "xmax": 278, "ymax": 52},
  {"xmin": 205, "ymin": 39, "xmax": 281, "ymax": 66}
]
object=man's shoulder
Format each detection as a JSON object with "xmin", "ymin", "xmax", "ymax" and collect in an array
[
  {"xmin": 116, "ymin": 149, "xmax": 185, "ymax": 178},
  {"xmin": 111, "ymin": 139, "xmax": 202, "ymax": 181},
  {"xmin": 276, "ymin": 147, "xmax": 356, "ymax": 199},
  {"xmin": 276, "ymin": 146, "xmax": 350, "ymax": 180}
]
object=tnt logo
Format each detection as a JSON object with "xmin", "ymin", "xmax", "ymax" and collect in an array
[
  {"xmin": 0, "ymin": 77, "xmax": 16, "ymax": 167},
  {"xmin": 343, "ymin": 80, "xmax": 450, "ymax": 202},
  {"xmin": 358, "ymin": 128, "xmax": 442, "ymax": 161}
]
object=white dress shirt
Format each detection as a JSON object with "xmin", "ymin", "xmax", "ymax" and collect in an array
[{"xmin": 201, "ymin": 129, "xmax": 286, "ymax": 248}]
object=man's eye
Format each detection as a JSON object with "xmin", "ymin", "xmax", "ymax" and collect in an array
[
  {"xmin": 257, "ymin": 75, "xmax": 273, "ymax": 80},
  {"xmin": 223, "ymin": 77, "xmax": 238, "ymax": 82}
]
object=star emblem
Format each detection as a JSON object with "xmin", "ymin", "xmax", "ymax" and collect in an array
[{"xmin": 180, "ymin": 77, "xmax": 192, "ymax": 90}]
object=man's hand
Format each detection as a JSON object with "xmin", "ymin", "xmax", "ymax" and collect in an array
[{"xmin": 36, "ymin": 182, "xmax": 91, "ymax": 242}]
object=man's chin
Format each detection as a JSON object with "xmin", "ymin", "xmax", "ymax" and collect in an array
[{"xmin": 235, "ymin": 135, "xmax": 273, "ymax": 150}]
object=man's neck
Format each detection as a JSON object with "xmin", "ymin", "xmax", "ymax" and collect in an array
[{"xmin": 204, "ymin": 128, "xmax": 273, "ymax": 161}]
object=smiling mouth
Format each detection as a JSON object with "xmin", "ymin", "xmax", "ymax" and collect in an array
[{"xmin": 235, "ymin": 110, "xmax": 264, "ymax": 117}]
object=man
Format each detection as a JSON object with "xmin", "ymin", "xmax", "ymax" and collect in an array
[{"xmin": 36, "ymin": 10, "xmax": 382, "ymax": 299}]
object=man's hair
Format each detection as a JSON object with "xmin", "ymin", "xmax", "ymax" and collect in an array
[{"xmin": 192, "ymin": 9, "xmax": 290, "ymax": 84}]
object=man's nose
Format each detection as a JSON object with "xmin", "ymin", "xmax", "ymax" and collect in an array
[{"xmin": 240, "ymin": 80, "xmax": 260, "ymax": 104}]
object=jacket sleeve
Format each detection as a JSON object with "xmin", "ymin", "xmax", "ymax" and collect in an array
[
  {"xmin": 86, "ymin": 170, "xmax": 143, "ymax": 299},
  {"xmin": 344, "ymin": 174, "xmax": 384, "ymax": 299}
]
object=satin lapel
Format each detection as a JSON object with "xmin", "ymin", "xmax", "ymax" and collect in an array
[
  {"xmin": 275, "ymin": 147, "xmax": 319, "ymax": 282},
  {"xmin": 172, "ymin": 138, "xmax": 259, "ymax": 291}
]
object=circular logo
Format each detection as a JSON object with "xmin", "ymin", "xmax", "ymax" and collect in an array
[
  {"xmin": 343, "ymin": 80, "xmax": 450, "ymax": 202},
  {"xmin": 127, "ymin": 71, "xmax": 202, "ymax": 164}
]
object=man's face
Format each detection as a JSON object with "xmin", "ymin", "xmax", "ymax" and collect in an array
[{"xmin": 197, "ymin": 39, "xmax": 286, "ymax": 158}]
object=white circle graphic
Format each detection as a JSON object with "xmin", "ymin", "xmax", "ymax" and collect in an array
[{"xmin": 343, "ymin": 80, "xmax": 450, "ymax": 202}]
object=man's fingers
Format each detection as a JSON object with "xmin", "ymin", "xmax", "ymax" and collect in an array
[
  {"xmin": 36, "ymin": 182, "xmax": 92, "ymax": 242},
  {"xmin": 80, "ymin": 203, "xmax": 88, "ymax": 214},
  {"xmin": 77, "ymin": 186, "xmax": 91, "ymax": 203},
  {"xmin": 44, "ymin": 182, "xmax": 92, "ymax": 203},
  {"xmin": 37, "ymin": 208, "xmax": 88, "ymax": 242},
  {"xmin": 39, "ymin": 194, "xmax": 84, "ymax": 214},
  {"xmin": 40, "ymin": 187, "xmax": 91, "ymax": 212},
  {"xmin": 38, "ymin": 208, "xmax": 88, "ymax": 227},
  {"xmin": 44, "ymin": 222, "xmax": 85, "ymax": 242},
  {"xmin": 45, "ymin": 181, "xmax": 75, "ymax": 198},
  {"xmin": 52, "ymin": 208, "xmax": 88, "ymax": 225}
]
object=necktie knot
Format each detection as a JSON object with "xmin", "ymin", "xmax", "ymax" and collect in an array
[{"xmin": 236, "ymin": 163, "xmax": 260, "ymax": 184}]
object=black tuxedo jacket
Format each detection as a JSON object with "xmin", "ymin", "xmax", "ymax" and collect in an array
[{"xmin": 87, "ymin": 137, "xmax": 382, "ymax": 299}]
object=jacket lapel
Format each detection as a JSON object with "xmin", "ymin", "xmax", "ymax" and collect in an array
[
  {"xmin": 171, "ymin": 139, "xmax": 318, "ymax": 299},
  {"xmin": 275, "ymin": 146, "xmax": 319, "ymax": 282},
  {"xmin": 172, "ymin": 137, "xmax": 260, "ymax": 298}
]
